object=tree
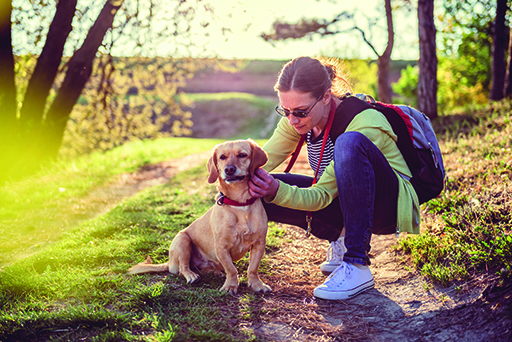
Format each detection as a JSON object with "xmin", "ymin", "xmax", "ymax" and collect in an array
[
  {"xmin": 505, "ymin": 27, "xmax": 512, "ymax": 97},
  {"xmin": 417, "ymin": 0, "xmax": 437, "ymax": 119},
  {"xmin": 490, "ymin": 0, "xmax": 507, "ymax": 100},
  {"xmin": 439, "ymin": 0, "xmax": 495, "ymax": 105},
  {"xmin": 0, "ymin": 0, "xmax": 213, "ymax": 182},
  {"xmin": 261, "ymin": 0, "xmax": 396, "ymax": 103},
  {"xmin": 0, "ymin": 0, "xmax": 123, "ymax": 181}
]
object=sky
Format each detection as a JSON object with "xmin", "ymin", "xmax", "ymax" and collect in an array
[
  {"xmin": 184, "ymin": 0, "xmax": 420, "ymax": 61},
  {"xmin": 13, "ymin": 0, "xmax": 420, "ymax": 61}
]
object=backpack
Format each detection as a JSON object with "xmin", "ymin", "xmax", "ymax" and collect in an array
[
  {"xmin": 286, "ymin": 95, "xmax": 446, "ymax": 204},
  {"xmin": 333, "ymin": 95, "xmax": 446, "ymax": 204}
]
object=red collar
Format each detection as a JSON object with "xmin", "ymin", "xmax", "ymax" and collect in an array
[{"xmin": 216, "ymin": 192, "xmax": 258, "ymax": 206}]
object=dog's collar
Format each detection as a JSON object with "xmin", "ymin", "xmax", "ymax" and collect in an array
[{"xmin": 217, "ymin": 192, "xmax": 258, "ymax": 207}]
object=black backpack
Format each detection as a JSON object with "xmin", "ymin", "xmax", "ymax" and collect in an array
[{"xmin": 331, "ymin": 96, "xmax": 446, "ymax": 204}]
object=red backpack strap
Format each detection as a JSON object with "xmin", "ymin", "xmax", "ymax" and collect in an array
[{"xmin": 283, "ymin": 134, "xmax": 307, "ymax": 173}]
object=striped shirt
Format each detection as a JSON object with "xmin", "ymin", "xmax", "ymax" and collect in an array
[{"xmin": 306, "ymin": 130, "xmax": 334, "ymax": 179}]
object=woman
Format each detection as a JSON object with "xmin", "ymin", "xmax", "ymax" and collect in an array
[{"xmin": 248, "ymin": 56, "xmax": 420, "ymax": 300}]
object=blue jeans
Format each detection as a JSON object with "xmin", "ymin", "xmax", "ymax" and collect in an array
[{"xmin": 262, "ymin": 132, "xmax": 398, "ymax": 265}]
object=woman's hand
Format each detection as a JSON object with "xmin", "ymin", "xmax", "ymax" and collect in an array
[{"xmin": 249, "ymin": 168, "xmax": 279, "ymax": 198}]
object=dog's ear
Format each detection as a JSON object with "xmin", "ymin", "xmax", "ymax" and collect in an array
[
  {"xmin": 207, "ymin": 150, "xmax": 219, "ymax": 184},
  {"xmin": 248, "ymin": 139, "xmax": 268, "ymax": 177}
]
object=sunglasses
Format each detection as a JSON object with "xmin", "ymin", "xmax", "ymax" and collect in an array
[{"xmin": 275, "ymin": 95, "xmax": 323, "ymax": 119}]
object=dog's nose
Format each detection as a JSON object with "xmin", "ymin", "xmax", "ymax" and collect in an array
[{"xmin": 225, "ymin": 165, "xmax": 236, "ymax": 176}]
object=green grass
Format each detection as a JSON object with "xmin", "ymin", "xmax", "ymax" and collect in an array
[
  {"xmin": 396, "ymin": 99, "xmax": 512, "ymax": 287},
  {"xmin": 0, "ymin": 162, "xmax": 282, "ymax": 341},
  {"xmin": 0, "ymin": 137, "xmax": 224, "ymax": 264}
]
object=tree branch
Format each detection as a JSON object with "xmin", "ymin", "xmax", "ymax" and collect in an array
[{"xmin": 352, "ymin": 26, "xmax": 380, "ymax": 58}]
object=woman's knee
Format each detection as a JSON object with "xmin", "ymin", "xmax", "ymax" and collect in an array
[{"xmin": 334, "ymin": 131, "xmax": 372, "ymax": 164}]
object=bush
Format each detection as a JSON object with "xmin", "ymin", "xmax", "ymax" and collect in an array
[
  {"xmin": 392, "ymin": 57, "xmax": 489, "ymax": 113},
  {"xmin": 59, "ymin": 57, "xmax": 213, "ymax": 159},
  {"xmin": 392, "ymin": 64, "xmax": 418, "ymax": 107}
]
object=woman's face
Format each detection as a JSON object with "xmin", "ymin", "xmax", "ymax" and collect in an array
[{"xmin": 278, "ymin": 90, "xmax": 328, "ymax": 135}]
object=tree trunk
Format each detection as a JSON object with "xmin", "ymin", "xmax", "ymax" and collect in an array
[
  {"xmin": 0, "ymin": 0, "xmax": 20, "ymax": 182},
  {"xmin": 377, "ymin": 0, "xmax": 394, "ymax": 104},
  {"xmin": 505, "ymin": 28, "xmax": 512, "ymax": 97},
  {"xmin": 44, "ymin": 0, "xmax": 123, "ymax": 159},
  {"xmin": 19, "ymin": 0, "xmax": 77, "ymax": 133},
  {"xmin": 377, "ymin": 56, "xmax": 392, "ymax": 103},
  {"xmin": 0, "ymin": 0, "xmax": 17, "ymax": 128},
  {"xmin": 417, "ymin": 0, "xmax": 438, "ymax": 119},
  {"xmin": 490, "ymin": 0, "xmax": 507, "ymax": 101}
]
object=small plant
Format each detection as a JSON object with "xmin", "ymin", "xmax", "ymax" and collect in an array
[{"xmin": 422, "ymin": 282, "xmax": 433, "ymax": 292}]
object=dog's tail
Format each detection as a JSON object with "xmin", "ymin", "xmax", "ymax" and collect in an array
[{"xmin": 127, "ymin": 256, "xmax": 170, "ymax": 275}]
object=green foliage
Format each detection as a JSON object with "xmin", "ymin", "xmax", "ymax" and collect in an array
[
  {"xmin": 392, "ymin": 64, "xmax": 418, "ymax": 107},
  {"xmin": 435, "ymin": 0, "xmax": 493, "ymax": 112},
  {"xmin": 437, "ymin": 56, "xmax": 490, "ymax": 113},
  {"xmin": 343, "ymin": 59, "xmax": 378, "ymax": 97},
  {"xmin": 59, "ymin": 57, "xmax": 213, "ymax": 159},
  {"xmin": 397, "ymin": 99, "xmax": 512, "ymax": 286},
  {"xmin": 392, "ymin": 56, "xmax": 489, "ymax": 113},
  {"xmin": 391, "ymin": 0, "xmax": 494, "ymax": 113}
]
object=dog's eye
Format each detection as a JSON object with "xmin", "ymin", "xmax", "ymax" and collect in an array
[
  {"xmin": 238, "ymin": 153, "xmax": 248, "ymax": 158},
  {"xmin": 219, "ymin": 155, "xmax": 227, "ymax": 160}
]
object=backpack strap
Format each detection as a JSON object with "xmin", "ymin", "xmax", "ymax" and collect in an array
[{"xmin": 334, "ymin": 96, "xmax": 423, "ymax": 176}]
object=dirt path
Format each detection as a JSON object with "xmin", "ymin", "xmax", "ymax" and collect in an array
[
  {"xmin": 255, "ymin": 227, "xmax": 511, "ymax": 341},
  {"xmin": 110, "ymin": 150, "xmax": 512, "ymax": 341}
]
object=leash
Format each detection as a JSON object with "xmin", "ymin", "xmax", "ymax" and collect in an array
[
  {"xmin": 217, "ymin": 192, "xmax": 258, "ymax": 206},
  {"xmin": 285, "ymin": 99, "xmax": 337, "ymax": 237}
]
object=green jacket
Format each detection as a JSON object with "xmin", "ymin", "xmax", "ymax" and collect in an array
[{"xmin": 262, "ymin": 106, "xmax": 421, "ymax": 235}]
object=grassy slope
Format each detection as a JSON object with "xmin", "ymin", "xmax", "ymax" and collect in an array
[
  {"xmin": 0, "ymin": 152, "xmax": 283, "ymax": 342},
  {"xmin": 183, "ymin": 92, "xmax": 278, "ymax": 140},
  {"xmin": 0, "ymin": 138, "xmax": 224, "ymax": 264},
  {"xmin": 398, "ymin": 101, "xmax": 512, "ymax": 286},
  {"xmin": 0, "ymin": 101, "xmax": 511, "ymax": 340}
]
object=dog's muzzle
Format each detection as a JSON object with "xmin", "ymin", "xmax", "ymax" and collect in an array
[{"xmin": 224, "ymin": 175, "xmax": 247, "ymax": 183}]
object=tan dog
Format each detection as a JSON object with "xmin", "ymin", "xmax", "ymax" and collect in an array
[{"xmin": 128, "ymin": 139, "xmax": 271, "ymax": 294}]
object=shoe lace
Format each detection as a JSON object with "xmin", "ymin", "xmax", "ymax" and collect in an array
[
  {"xmin": 325, "ymin": 240, "xmax": 345, "ymax": 263},
  {"xmin": 324, "ymin": 262, "xmax": 352, "ymax": 286}
]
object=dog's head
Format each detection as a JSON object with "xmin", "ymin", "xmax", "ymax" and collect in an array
[{"xmin": 206, "ymin": 139, "xmax": 268, "ymax": 184}]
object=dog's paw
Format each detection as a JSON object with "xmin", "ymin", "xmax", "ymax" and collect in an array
[
  {"xmin": 220, "ymin": 282, "xmax": 239, "ymax": 294},
  {"xmin": 249, "ymin": 280, "xmax": 272, "ymax": 293},
  {"xmin": 183, "ymin": 271, "xmax": 200, "ymax": 284}
]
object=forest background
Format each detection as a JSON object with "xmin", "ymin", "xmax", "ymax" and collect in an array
[{"xmin": 0, "ymin": 0, "xmax": 504, "ymax": 183}]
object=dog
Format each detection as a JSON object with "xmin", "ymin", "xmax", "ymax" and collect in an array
[{"xmin": 128, "ymin": 139, "xmax": 271, "ymax": 294}]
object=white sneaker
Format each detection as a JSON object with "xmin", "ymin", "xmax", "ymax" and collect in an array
[
  {"xmin": 320, "ymin": 236, "xmax": 347, "ymax": 275},
  {"xmin": 314, "ymin": 261, "xmax": 375, "ymax": 300}
]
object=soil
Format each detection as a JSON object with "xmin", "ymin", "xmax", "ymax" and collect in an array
[{"xmin": 111, "ymin": 149, "xmax": 512, "ymax": 342}]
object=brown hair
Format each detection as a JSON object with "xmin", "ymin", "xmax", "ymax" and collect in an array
[{"xmin": 274, "ymin": 56, "xmax": 353, "ymax": 98}]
